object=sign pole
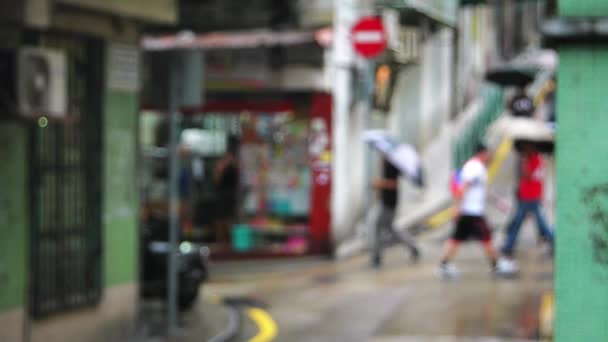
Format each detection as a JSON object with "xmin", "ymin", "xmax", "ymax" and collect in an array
[
  {"xmin": 352, "ymin": 15, "xmax": 386, "ymax": 241},
  {"xmin": 167, "ymin": 53, "xmax": 180, "ymax": 337},
  {"xmin": 361, "ymin": 58, "xmax": 375, "ymax": 236}
]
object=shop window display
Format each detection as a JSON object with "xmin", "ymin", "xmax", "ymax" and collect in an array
[
  {"xmin": 238, "ymin": 112, "xmax": 311, "ymax": 255},
  {"xmin": 140, "ymin": 110, "xmax": 312, "ymax": 257}
]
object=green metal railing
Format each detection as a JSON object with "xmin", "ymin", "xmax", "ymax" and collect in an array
[{"xmin": 453, "ymin": 85, "xmax": 504, "ymax": 168}]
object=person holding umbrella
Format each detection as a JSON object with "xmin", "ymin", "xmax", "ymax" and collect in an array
[
  {"xmin": 484, "ymin": 105, "xmax": 555, "ymax": 267},
  {"xmin": 371, "ymin": 157, "xmax": 420, "ymax": 268},
  {"xmin": 501, "ymin": 142, "xmax": 554, "ymax": 261},
  {"xmin": 363, "ymin": 130, "xmax": 423, "ymax": 268}
]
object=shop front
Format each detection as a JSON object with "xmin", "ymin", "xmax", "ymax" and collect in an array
[
  {"xmin": 139, "ymin": 30, "xmax": 332, "ymax": 258},
  {"xmin": 140, "ymin": 92, "xmax": 332, "ymax": 259}
]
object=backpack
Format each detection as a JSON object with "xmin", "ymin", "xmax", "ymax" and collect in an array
[{"xmin": 450, "ymin": 169, "xmax": 462, "ymax": 198}]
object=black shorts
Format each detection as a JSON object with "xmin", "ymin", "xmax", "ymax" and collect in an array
[{"xmin": 452, "ymin": 215, "xmax": 492, "ymax": 242}]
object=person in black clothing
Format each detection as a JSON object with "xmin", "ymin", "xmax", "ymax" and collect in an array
[
  {"xmin": 371, "ymin": 158, "xmax": 420, "ymax": 268},
  {"xmin": 213, "ymin": 136, "xmax": 240, "ymax": 245}
]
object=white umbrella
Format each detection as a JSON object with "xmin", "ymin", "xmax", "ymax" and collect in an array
[
  {"xmin": 489, "ymin": 116, "xmax": 553, "ymax": 140},
  {"xmin": 486, "ymin": 116, "xmax": 555, "ymax": 153},
  {"xmin": 516, "ymin": 49, "xmax": 559, "ymax": 70},
  {"xmin": 363, "ymin": 130, "xmax": 424, "ymax": 187}
]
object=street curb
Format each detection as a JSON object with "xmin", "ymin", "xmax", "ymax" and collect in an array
[
  {"xmin": 206, "ymin": 296, "xmax": 279, "ymax": 342},
  {"xmin": 207, "ymin": 304, "xmax": 241, "ymax": 342}
]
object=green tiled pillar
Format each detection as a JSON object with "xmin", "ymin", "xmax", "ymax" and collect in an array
[
  {"xmin": 556, "ymin": 2, "xmax": 608, "ymax": 341},
  {"xmin": 560, "ymin": 1, "xmax": 608, "ymax": 17},
  {"xmin": 0, "ymin": 123, "xmax": 28, "ymax": 312}
]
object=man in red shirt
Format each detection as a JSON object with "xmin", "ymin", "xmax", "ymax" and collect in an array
[{"xmin": 501, "ymin": 143, "xmax": 554, "ymax": 258}]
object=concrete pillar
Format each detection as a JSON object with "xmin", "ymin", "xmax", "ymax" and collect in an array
[
  {"xmin": 555, "ymin": 1, "xmax": 608, "ymax": 341},
  {"xmin": 331, "ymin": 0, "xmax": 358, "ymax": 245}
]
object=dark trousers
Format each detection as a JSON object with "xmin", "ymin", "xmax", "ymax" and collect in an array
[
  {"xmin": 502, "ymin": 200, "xmax": 554, "ymax": 256},
  {"xmin": 371, "ymin": 205, "xmax": 418, "ymax": 263}
]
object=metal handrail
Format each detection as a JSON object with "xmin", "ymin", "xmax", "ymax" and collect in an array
[
  {"xmin": 453, "ymin": 85, "xmax": 504, "ymax": 168},
  {"xmin": 453, "ymin": 67, "xmax": 555, "ymax": 168}
]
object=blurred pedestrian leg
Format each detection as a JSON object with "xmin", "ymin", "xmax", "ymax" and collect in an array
[
  {"xmin": 370, "ymin": 158, "xmax": 419, "ymax": 268},
  {"xmin": 502, "ymin": 200, "xmax": 554, "ymax": 257},
  {"xmin": 371, "ymin": 205, "xmax": 419, "ymax": 267}
]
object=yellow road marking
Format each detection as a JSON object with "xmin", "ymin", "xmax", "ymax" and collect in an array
[
  {"xmin": 427, "ymin": 206, "xmax": 457, "ymax": 229},
  {"xmin": 248, "ymin": 307, "xmax": 278, "ymax": 342},
  {"xmin": 488, "ymin": 138, "xmax": 513, "ymax": 182},
  {"xmin": 425, "ymin": 138, "xmax": 513, "ymax": 229},
  {"xmin": 539, "ymin": 291, "xmax": 554, "ymax": 340},
  {"xmin": 534, "ymin": 80, "xmax": 556, "ymax": 107}
]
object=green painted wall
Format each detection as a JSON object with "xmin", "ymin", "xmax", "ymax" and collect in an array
[
  {"xmin": 103, "ymin": 91, "xmax": 139, "ymax": 286},
  {"xmin": 555, "ymin": 46, "xmax": 608, "ymax": 341},
  {"xmin": 556, "ymin": 2, "xmax": 608, "ymax": 341},
  {"xmin": 0, "ymin": 122, "xmax": 28, "ymax": 311},
  {"xmin": 559, "ymin": 0, "xmax": 608, "ymax": 16}
]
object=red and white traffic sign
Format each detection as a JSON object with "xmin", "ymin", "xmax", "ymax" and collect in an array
[{"xmin": 351, "ymin": 16, "xmax": 387, "ymax": 59}]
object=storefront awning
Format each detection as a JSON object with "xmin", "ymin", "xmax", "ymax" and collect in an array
[
  {"xmin": 460, "ymin": 0, "xmax": 542, "ymax": 6},
  {"xmin": 375, "ymin": 0, "xmax": 457, "ymax": 28},
  {"xmin": 460, "ymin": 0, "xmax": 487, "ymax": 6},
  {"xmin": 57, "ymin": 0, "xmax": 178, "ymax": 24},
  {"xmin": 183, "ymin": 99, "xmax": 295, "ymax": 114},
  {"xmin": 142, "ymin": 30, "xmax": 316, "ymax": 51}
]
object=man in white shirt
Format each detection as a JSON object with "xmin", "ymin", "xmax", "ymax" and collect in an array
[{"xmin": 439, "ymin": 144, "xmax": 500, "ymax": 279}]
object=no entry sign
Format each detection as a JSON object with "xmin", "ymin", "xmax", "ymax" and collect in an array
[{"xmin": 351, "ymin": 16, "xmax": 387, "ymax": 59}]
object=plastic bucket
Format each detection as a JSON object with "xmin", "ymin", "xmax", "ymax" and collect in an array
[{"xmin": 231, "ymin": 224, "xmax": 254, "ymax": 252}]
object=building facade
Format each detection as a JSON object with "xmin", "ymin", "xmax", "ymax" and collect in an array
[{"xmin": 0, "ymin": 1, "xmax": 178, "ymax": 341}]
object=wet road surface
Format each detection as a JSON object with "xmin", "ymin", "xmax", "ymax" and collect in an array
[{"xmin": 203, "ymin": 221, "xmax": 553, "ymax": 342}]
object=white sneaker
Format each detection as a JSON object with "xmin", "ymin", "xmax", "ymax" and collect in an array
[
  {"xmin": 439, "ymin": 263, "xmax": 459, "ymax": 280},
  {"xmin": 495, "ymin": 258, "xmax": 520, "ymax": 277}
]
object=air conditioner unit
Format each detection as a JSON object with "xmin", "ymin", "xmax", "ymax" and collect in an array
[{"xmin": 17, "ymin": 47, "xmax": 67, "ymax": 118}]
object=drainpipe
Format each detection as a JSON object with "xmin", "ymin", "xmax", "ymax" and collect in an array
[{"xmin": 167, "ymin": 53, "xmax": 181, "ymax": 336}]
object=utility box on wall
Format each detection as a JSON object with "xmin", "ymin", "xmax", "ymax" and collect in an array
[
  {"xmin": 0, "ymin": 47, "xmax": 67, "ymax": 118},
  {"xmin": 18, "ymin": 47, "xmax": 67, "ymax": 117}
]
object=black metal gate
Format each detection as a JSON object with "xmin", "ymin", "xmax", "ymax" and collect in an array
[{"xmin": 28, "ymin": 33, "xmax": 103, "ymax": 318}]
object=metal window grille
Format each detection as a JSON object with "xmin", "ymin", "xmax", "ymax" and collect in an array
[{"xmin": 28, "ymin": 33, "xmax": 103, "ymax": 318}]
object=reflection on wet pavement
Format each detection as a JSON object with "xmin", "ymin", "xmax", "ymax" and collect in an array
[{"xmin": 202, "ymin": 222, "xmax": 553, "ymax": 342}]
